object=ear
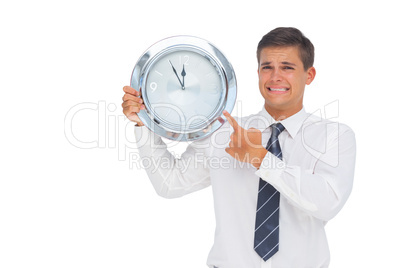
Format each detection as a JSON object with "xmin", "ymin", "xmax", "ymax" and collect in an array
[{"xmin": 306, "ymin": 67, "xmax": 316, "ymax": 85}]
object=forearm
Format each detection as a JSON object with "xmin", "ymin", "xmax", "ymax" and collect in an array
[
  {"xmin": 256, "ymin": 130, "xmax": 356, "ymax": 221},
  {"xmin": 134, "ymin": 127, "xmax": 211, "ymax": 198}
]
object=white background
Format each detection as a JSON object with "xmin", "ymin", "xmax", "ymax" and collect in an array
[{"xmin": 1, "ymin": 0, "xmax": 401, "ymax": 267}]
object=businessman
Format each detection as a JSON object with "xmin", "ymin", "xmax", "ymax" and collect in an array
[{"xmin": 122, "ymin": 27, "xmax": 356, "ymax": 268}]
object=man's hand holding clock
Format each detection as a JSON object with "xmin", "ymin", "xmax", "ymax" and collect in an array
[{"xmin": 122, "ymin": 86, "xmax": 145, "ymax": 126}]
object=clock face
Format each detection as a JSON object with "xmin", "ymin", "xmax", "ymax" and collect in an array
[
  {"xmin": 144, "ymin": 49, "xmax": 224, "ymax": 131},
  {"xmin": 131, "ymin": 36, "xmax": 236, "ymax": 141}
]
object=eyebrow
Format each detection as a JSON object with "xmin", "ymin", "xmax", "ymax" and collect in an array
[{"xmin": 260, "ymin": 61, "xmax": 297, "ymax": 66}]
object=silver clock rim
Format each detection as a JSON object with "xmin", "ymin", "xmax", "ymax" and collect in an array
[{"xmin": 131, "ymin": 35, "xmax": 237, "ymax": 141}]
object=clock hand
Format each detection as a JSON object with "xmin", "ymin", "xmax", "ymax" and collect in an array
[
  {"xmin": 169, "ymin": 60, "xmax": 185, "ymax": 90},
  {"xmin": 181, "ymin": 65, "xmax": 186, "ymax": 89}
]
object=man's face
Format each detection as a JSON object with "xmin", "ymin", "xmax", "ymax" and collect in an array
[{"xmin": 258, "ymin": 46, "xmax": 316, "ymax": 119}]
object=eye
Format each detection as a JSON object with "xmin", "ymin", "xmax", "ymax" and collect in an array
[
  {"xmin": 283, "ymin": 66, "xmax": 294, "ymax": 70},
  {"xmin": 262, "ymin": 65, "xmax": 272, "ymax": 70}
]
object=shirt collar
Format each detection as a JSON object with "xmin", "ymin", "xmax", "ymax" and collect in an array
[{"xmin": 257, "ymin": 106, "xmax": 308, "ymax": 139}]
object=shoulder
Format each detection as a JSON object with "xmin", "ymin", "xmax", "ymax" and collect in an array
[{"xmin": 302, "ymin": 112, "xmax": 355, "ymax": 142}]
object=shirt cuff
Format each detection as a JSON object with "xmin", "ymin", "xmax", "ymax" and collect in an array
[
  {"xmin": 255, "ymin": 151, "xmax": 286, "ymax": 184},
  {"xmin": 134, "ymin": 125, "xmax": 165, "ymax": 149}
]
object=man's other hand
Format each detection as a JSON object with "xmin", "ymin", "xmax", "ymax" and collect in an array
[{"xmin": 223, "ymin": 110, "xmax": 268, "ymax": 169}]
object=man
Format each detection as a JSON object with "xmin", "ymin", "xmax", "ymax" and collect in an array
[{"xmin": 122, "ymin": 27, "xmax": 356, "ymax": 268}]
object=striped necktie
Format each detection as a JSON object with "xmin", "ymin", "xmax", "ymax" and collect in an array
[{"xmin": 254, "ymin": 123, "xmax": 285, "ymax": 261}]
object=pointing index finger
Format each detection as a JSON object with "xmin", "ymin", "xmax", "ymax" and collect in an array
[{"xmin": 223, "ymin": 110, "xmax": 240, "ymax": 132}]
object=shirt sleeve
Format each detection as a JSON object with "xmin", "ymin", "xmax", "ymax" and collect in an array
[
  {"xmin": 255, "ymin": 125, "xmax": 356, "ymax": 221},
  {"xmin": 134, "ymin": 126, "xmax": 211, "ymax": 199}
]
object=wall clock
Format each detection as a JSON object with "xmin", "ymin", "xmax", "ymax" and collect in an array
[{"xmin": 131, "ymin": 35, "xmax": 236, "ymax": 141}]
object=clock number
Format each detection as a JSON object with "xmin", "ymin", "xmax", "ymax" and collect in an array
[
  {"xmin": 179, "ymin": 55, "xmax": 190, "ymax": 66},
  {"xmin": 150, "ymin": 82, "xmax": 157, "ymax": 92}
]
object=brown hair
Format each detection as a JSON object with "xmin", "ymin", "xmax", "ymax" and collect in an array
[{"xmin": 257, "ymin": 27, "xmax": 314, "ymax": 71}]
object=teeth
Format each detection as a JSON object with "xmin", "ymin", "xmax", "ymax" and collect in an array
[{"xmin": 269, "ymin": 88, "xmax": 288, "ymax": 91}]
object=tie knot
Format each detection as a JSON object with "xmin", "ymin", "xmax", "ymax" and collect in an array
[{"xmin": 271, "ymin": 123, "xmax": 285, "ymax": 138}]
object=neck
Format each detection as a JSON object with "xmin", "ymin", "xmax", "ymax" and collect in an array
[{"xmin": 265, "ymin": 104, "xmax": 303, "ymax": 121}]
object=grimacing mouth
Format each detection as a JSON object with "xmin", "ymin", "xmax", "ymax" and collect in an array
[{"xmin": 268, "ymin": 87, "xmax": 290, "ymax": 92}]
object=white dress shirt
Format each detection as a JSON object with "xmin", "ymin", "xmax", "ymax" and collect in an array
[{"xmin": 134, "ymin": 107, "xmax": 356, "ymax": 268}]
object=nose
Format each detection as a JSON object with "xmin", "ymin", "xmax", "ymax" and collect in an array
[{"xmin": 270, "ymin": 68, "xmax": 282, "ymax": 82}]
